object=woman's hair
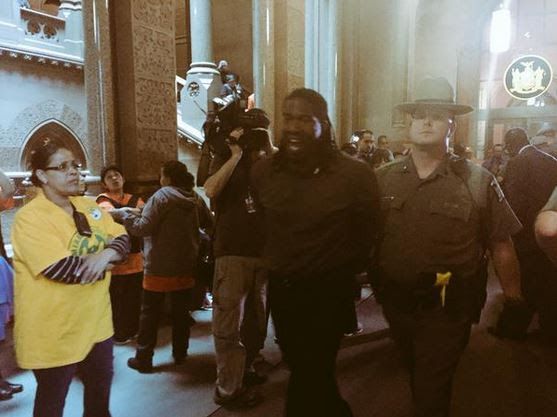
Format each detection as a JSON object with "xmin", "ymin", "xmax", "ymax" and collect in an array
[
  {"xmin": 100, "ymin": 165, "xmax": 124, "ymax": 184},
  {"xmin": 29, "ymin": 138, "xmax": 68, "ymax": 187},
  {"xmin": 162, "ymin": 160, "xmax": 194, "ymax": 190}
]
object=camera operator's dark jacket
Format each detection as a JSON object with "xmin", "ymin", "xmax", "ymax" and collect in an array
[
  {"xmin": 210, "ymin": 153, "xmax": 265, "ymax": 258},
  {"xmin": 122, "ymin": 186, "xmax": 212, "ymax": 277}
]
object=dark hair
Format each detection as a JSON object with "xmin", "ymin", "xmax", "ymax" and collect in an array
[
  {"xmin": 224, "ymin": 73, "xmax": 239, "ymax": 83},
  {"xmin": 100, "ymin": 165, "xmax": 123, "ymax": 184},
  {"xmin": 162, "ymin": 160, "xmax": 194, "ymax": 190},
  {"xmin": 286, "ymin": 88, "xmax": 329, "ymax": 121},
  {"xmin": 275, "ymin": 88, "xmax": 337, "ymax": 170},
  {"xmin": 29, "ymin": 138, "xmax": 69, "ymax": 187},
  {"xmin": 361, "ymin": 129, "xmax": 374, "ymax": 137},
  {"xmin": 504, "ymin": 127, "xmax": 529, "ymax": 151},
  {"xmin": 377, "ymin": 135, "xmax": 387, "ymax": 142}
]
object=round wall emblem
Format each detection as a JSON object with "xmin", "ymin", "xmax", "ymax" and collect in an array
[
  {"xmin": 504, "ymin": 55, "xmax": 553, "ymax": 100},
  {"xmin": 187, "ymin": 82, "xmax": 200, "ymax": 97}
]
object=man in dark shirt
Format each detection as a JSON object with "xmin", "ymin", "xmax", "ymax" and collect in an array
[
  {"xmin": 252, "ymin": 88, "xmax": 380, "ymax": 417},
  {"xmin": 204, "ymin": 124, "xmax": 273, "ymax": 407},
  {"xmin": 492, "ymin": 128, "xmax": 557, "ymax": 343},
  {"xmin": 535, "ymin": 186, "xmax": 557, "ymax": 266},
  {"xmin": 375, "ymin": 77, "xmax": 523, "ymax": 417}
]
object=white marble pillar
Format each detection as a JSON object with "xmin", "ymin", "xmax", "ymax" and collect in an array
[
  {"xmin": 58, "ymin": 0, "xmax": 84, "ymax": 58},
  {"xmin": 182, "ymin": 0, "xmax": 221, "ymax": 142},
  {"xmin": 252, "ymin": 0, "xmax": 275, "ymax": 117},
  {"xmin": 304, "ymin": 0, "xmax": 341, "ymax": 139},
  {"xmin": 190, "ymin": 0, "xmax": 212, "ymax": 64},
  {"xmin": 305, "ymin": 0, "xmax": 318, "ymax": 90},
  {"xmin": 327, "ymin": 0, "xmax": 340, "ymax": 135}
]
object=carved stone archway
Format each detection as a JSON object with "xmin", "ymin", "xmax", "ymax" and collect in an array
[
  {"xmin": 2, "ymin": 99, "xmax": 87, "ymax": 171},
  {"xmin": 19, "ymin": 120, "xmax": 87, "ymax": 171}
]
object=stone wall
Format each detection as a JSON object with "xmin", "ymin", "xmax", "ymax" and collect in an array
[{"xmin": 0, "ymin": 58, "xmax": 86, "ymax": 171}]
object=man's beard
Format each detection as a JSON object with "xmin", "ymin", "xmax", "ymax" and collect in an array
[{"xmin": 280, "ymin": 131, "xmax": 320, "ymax": 163}]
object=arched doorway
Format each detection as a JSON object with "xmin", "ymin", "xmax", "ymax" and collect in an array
[{"xmin": 20, "ymin": 120, "xmax": 87, "ymax": 171}]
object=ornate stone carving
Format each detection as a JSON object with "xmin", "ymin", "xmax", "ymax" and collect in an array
[
  {"xmin": 135, "ymin": 128, "xmax": 176, "ymax": 177},
  {"xmin": 135, "ymin": 79, "xmax": 176, "ymax": 129},
  {"xmin": 4, "ymin": 99, "xmax": 87, "ymax": 154},
  {"xmin": 133, "ymin": 26, "xmax": 175, "ymax": 79},
  {"xmin": 132, "ymin": 0, "xmax": 173, "ymax": 32}
]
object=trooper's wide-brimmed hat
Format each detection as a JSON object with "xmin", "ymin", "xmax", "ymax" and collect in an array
[{"xmin": 396, "ymin": 77, "xmax": 474, "ymax": 116}]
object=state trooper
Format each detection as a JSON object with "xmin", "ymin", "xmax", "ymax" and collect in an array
[{"xmin": 373, "ymin": 77, "xmax": 523, "ymax": 417}]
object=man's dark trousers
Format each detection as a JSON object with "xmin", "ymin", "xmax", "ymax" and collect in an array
[
  {"xmin": 270, "ymin": 270, "xmax": 354, "ymax": 417},
  {"xmin": 383, "ymin": 303, "xmax": 472, "ymax": 417}
]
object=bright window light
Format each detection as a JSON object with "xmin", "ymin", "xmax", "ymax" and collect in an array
[{"xmin": 490, "ymin": 8, "xmax": 511, "ymax": 54}]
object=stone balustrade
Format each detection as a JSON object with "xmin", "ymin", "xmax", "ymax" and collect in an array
[{"xmin": 20, "ymin": 7, "xmax": 65, "ymax": 45}]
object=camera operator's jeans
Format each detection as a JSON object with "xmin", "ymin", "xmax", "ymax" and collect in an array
[{"xmin": 212, "ymin": 256, "xmax": 268, "ymax": 400}]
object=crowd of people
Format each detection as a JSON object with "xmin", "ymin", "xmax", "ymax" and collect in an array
[{"xmin": 1, "ymin": 74, "xmax": 557, "ymax": 417}]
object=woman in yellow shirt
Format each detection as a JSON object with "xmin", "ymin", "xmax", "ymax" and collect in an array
[{"xmin": 11, "ymin": 140, "xmax": 129, "ymax": 417}]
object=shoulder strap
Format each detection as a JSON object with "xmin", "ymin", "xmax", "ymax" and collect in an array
[
  {"xmin": 95, "ymin": 194, "xmax": 123, "ymax": 209},
  {"xmin": 127, "ymin": 195, "xmax": 140, "ymax": 208}
]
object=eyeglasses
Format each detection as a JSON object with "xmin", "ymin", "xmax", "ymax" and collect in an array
[
  {"xmin": 43, "ymin": 160, "xmax": 82, "ymax": 173},
  {"xmin": 411, "ymin": 109, "xmax": 451, "ymax": 122}
]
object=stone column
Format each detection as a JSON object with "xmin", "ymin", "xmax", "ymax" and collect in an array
[
  {"xmin": 181, "ymin": 0, "xmax": 221, "ymax": 142},
  {"xmin": 58, "ymin": 0, "xmax": 84, "ymax": 58},
  {"xmin": 83, "ymin": 0, "xmax": 117, "ymax": 174},
  {"xmin": 391, "ymin": 0, "xmax": 415, "ymax": 129},
  {"xmin": 327, "ymin": 0, "xmax": 341, "ymax": 135},
  {"xmin": 111, "ymin": 0, "xmax": 177, "ymax": 192},
  {"xmin": 338, "ymin": 1, "xmax": 358, "ymax": 142},
  {"xmin": 304, "ymin": 0, "xmax": 341, "ymax": 139},
  {"xmin": 190, "ymin": 0, "xmax": 212, "ymax": 63},
  {"xmin": 252, "ymin": 0, "xmax": 275, "ymax": 118},
  {"xmin": 456, "ymin": 45, "xmax": 482, "ymax": 154},
  {"xmin": 304, "ymin": 0, "xmax": 318, "ymax": 90}
]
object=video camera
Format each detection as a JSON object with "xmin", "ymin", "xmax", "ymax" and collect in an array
[{"xmin": 206, "ymin": 104, "xmax": 270, "ymax": 156}]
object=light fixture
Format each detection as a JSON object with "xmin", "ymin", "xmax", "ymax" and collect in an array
[{"xmin": 490, "ymin": 6, "xmax": 511, "ymax": 54}]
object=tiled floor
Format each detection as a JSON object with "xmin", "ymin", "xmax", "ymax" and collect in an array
[{"xmin": 1, "ymin": 281, "xmax": 557, "ymax": 417}]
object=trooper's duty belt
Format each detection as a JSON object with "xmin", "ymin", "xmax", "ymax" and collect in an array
[{"xmin": 381, "ymin": 271, "xmax": 459, "ymax": 314}]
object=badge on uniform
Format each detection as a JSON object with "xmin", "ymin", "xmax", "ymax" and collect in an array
[{"xmin": 490, "ymin": 179, "xmax": 505, "ymax": 202}]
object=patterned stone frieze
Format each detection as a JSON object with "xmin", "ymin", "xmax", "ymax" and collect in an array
[
  {"xmin": 132, "ymin": 0, "xmax": 174, "ymax": 32},
  {"xmin": 135, "ymin": 78, "xmax": 176, "ymax": 129},
  {"xmin": 133, "ymin": 26, "xmax": 175, "ymax": 79},
  {"xmin": 134, "ymin": 128, "xmax": 177, "ymax": 178}
]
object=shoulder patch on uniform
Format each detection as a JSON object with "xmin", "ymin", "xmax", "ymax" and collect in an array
[{"xmin": 490, "ymin": 178, "xmax": 505, "ymax": 202}]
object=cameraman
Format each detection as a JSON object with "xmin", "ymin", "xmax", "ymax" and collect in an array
[{"xmin": 204, "ymin": 109, "xmax": 274, "ymax": 408}]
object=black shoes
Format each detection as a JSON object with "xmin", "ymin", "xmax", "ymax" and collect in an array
[
  {"xmin": 0, "ymin": 386, "xmax": 12, "ymax": 401},
  {"xmin": 213, "ymin": 388, "xmax": 263, "ymax": 409},
  {"xmin": 127, "ymin": 357, "xmax": 153, "ymax": 373},
  {"xmin": 243, "ymin": 371, "xmax": 268, "ymax": 386},
  {"xmin": 0, "ymin": 380, "xmax": 23, "ymax": 394},
  {"xmin": 0, "ymin": 379, "xmax": 23, "ymax": 401}
]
